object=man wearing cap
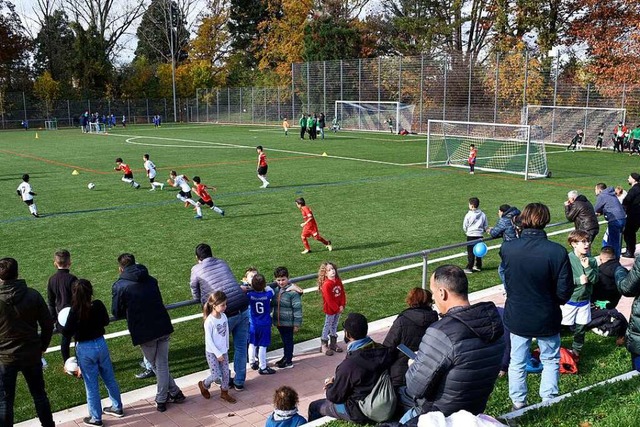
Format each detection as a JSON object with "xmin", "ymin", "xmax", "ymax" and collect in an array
[
  {"xmin": 623, "ymin": 173, "xmax": 640, "ymax": 258},
  {"xmin": 397, "ymin": 265, "xmax": 504, "ymax": 425},
  {"xmin": 595, "ymin": 182, "xmax": 627, "ymax": 259},
  {"xmin": 307, "ymin": 312, "xmax": 393, "ymax": 423}
]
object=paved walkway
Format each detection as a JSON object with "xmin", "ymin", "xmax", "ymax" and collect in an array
[{"xmin": 18, "ymin": 261, "xmax": 636, "ymax": 427}]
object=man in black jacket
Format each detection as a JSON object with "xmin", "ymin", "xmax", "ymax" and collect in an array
[
  {"xmin": 623, "ymin": 173, "xmax": 640, "ymax": 258},
  {"xmin": 112, "ymin": 253, "xmax": 185, "ymax": 412},
  {"xmin": 565, "ymin": 190, "xmax": 600, "ymax": 243},
  {"xmin": 308, "ymin": 312, "xmax": 393, "ymax": 423},
  {"xmin": 501, "ymin": 203, "xmax": 573, "ymax": 410},
  {"xmin": 397, "ymin": 265, "xmax": 504, "ymax": 425},
  {"xmin": 0, "ymin": 258, "xmax": 55, "ymax": 427}
]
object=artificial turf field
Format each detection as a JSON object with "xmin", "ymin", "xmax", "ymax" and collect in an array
[{"xmin": 1, "ymin": 123, "xmax": 639, "ymax": 423}]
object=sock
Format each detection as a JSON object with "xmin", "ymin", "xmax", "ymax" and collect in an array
[
  {"xmin": 187, "ymin": 199, "xmax": 198, "ymax": 207},
  {"xmin": 213, "ymin": 206, "xmax": 223, "ymax": 214},
  {"xmin": 302, "ymin": 238, "xmax": 310, "ymax": 251},
  {"xmin": 259, "ymin": 347, "xmax": 267, "ymax": 370},
  {"xmin": 248, "ymin": 344, "xmax": 256, "ymax": 364},
  {"xmin": 29, "ymin": 204, "xmax": 37, "ymax": 215},
  {"xmin": 196, "ymin": 206, "xmax": 202, "ymax": 216},
  {"xmin": 315, "ymin": 236, "xmax": 329, "ymax": 245},
  {"xmin": 153, "ymin": 182, "xmax": 162, "ymax": 188},
  {"xmin": 259, "ymin": 175, "xmax": 268, "ymax": 185}
]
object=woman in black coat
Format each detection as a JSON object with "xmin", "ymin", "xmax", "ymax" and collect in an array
[{"xmin": 383, "ymin": 288, "xmax": 439, "ymax": 388}]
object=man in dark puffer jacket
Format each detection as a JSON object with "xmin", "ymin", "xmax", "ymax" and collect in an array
[
  {"xmin": 616, "ymin": 255, "xmax": 640, "ymax": 370},
  {"xmin": 397, "ymin": 265, "xmax": 504, "ymax": 425},
  {"xmin": 565, "ymin": 190, "xmax": 600, "ymax": 243}
]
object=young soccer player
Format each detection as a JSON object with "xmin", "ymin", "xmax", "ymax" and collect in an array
[
  {"xmin": 256, "ymin": 146, "xmax": 270, "ymax": 188},
  {"xmin": 266, "ymin": 386, "xmax": 307, "ymax": 427},
  {"xmin": 168, "ymin": 171, "xmax": 203, "ymax": 219},
  {"xmin": 593, "ymin": 246, "xmax": 622, "ymax": 310},
  {"xmin": 143, "ymin": 154, "xmax": 164, "ymax": 191},
  {"xmin": 47, "ymin": 250, "xmax": 77, "ymax": 364},
  {"xmin": 387, "ymin": 116, "xmax": 394, "ymax": 133},
  {"xmin": 192, "ymin": 176, "xmax": 224, "ymax": 217},
  {"xmin": 16, "ymin": 173, "xmax": 39, "ymax": 217},
  {"xmin": 114, "ymin": 158, "xmax": 141, "ymax": 189},
  {"xmin": 272, "ymin": 267, "xmax": 302, "ymax": 369},
  {"xmin": 462, "ymin": 197, "xmax": 487, "ymax": 274},
  {"xmin": 283, "ymin": 118, "xmax": 289, "ymax": 136},
  {"xmin": 198, "ymin": 291, "xmax": 237, "ymax": 403},
  {"xmin": 596, "ymin": 129, "xmax": 604, "ymax": 150},
  {"xmin": 296, "ymin": 198, "xmax": 332, "ymax": 254},
  {"xmin": 318, "ymin": 262, "xmax": 346, "ymax": 356},
  {"xmin": 468, "ymin": 144, "xmax": 477, "ymax": 174},
  {"xmin": 247, "ymin": 274, "xmax": 276, "ymax": 375},
  {"xmin": 562, "ymin": 229, "xmax": 599, "ymax": 358}
]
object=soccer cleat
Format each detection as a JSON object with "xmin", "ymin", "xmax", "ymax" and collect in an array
[
  {"xmin": 102, "ymin": 406, "xmax": 124, "ymax": 418},
  {"xmin": 32, "ymin": 213, "xmax": 40, "ymax": 218},
  {"xmin": 149, "ymin": 188, "xmax": 155, "ymax": 191},
  {"xmin": 472, "ymin": 267, "xmax": 482, "ymax": 272},
  {"xmin": 159, "ymin": 183, "xmax": 165, "ymax": 190},
  {"xmin": 259, "ymin": 367, "xmax": 276, "ymax": 375},
  {"xmin": 264, "ymin": 182, "xmax": 270, "ymax": 188},
  {"xmin": 463, "ymin": 268, "xmax": 473, "ymax": 274},
  {"xmin": 194, "ymin": 215, "xmax": 203, "ymax": 220},
  {"xmin": 250, "ymin": 361, "xmax": 259, "ymax": 371},
  {"xmin": 301, "ymin": 249, "xmax": 310, "ymax": 254},
  {"xmin": 326, "ymin": 241, "xmax": 333, "ymax": 252}
]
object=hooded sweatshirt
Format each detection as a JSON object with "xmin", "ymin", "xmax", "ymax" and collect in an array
[
  {"xmin": 463, "ymin": 209, "xmax": 488, "ymax": 237},
  {"xmin": 0, "ymin": 279, "xmax": 53, "ymax": 366},
  {"xmin": 112, "ymin": 264, "xmax": 173, "ymax": 346},
  {"xmin": 405, "ymin": 302, "xmax": 505, "ymax": 417},
  {"xmin": 595, "ymin": 187, "xmax": 626, "ymax": 221}
]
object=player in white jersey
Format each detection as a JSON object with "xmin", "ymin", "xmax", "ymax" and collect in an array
[
  {"xmin": 168, "ymin": 170, "xmax": 203, "ymax": 219},
  {"xmin": 16, "ymin": 174, "xmax": 39, "ymax": 217},
  {"xmin": 143, "ymin": 154, "xmax": 164, "ymax": 191}
]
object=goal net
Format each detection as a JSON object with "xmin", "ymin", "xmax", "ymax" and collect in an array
[
  {"xmin": 88, "ymin": 122, "xmax": 105, "ymax": 134},
  {"xmin": 334, "ymin": 101, "xmax": 415, "ymax": 134},
  {"xmin": 426, "ymin": 120, "xmax": 548, "ymax": 180},
  {"xmin": 523, "ymin": 105, "xmax": 626, "ymax": 147}
]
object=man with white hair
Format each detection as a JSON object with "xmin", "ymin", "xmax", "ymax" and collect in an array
[{"xmin": 565, "ymin": 190, "xmax": 599, "ymax": 243}]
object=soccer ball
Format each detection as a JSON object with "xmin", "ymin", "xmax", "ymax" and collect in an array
[
  {"xmin": 64, "ymin": 357, "xmax": 79, "ymax": 376},
  {"xmin": 87, "ymin": 183, "xmax": 95, "ymax": 190}
]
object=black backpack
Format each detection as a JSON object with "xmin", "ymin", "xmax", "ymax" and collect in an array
[{"xmin": 586, "ymin": 306, "xmax": 628, "ymax": 338}]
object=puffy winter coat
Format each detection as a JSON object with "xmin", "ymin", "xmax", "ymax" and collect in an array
[
  {"xmin": 190, "ymin": 257, "xmax": 249, "ymax": 315},
  {"xmin": 565, "ymin": 195, "xmax": 600, "ymax": 238},
  {"xmin": 489, "ymin": 206, "xmax": 521, "ymax": 241},
  {"xmin": 616, "ymin": 257, "xmax": 640, "ymax": 354},
  {"xmin": 112, "ymin": 264, "xmax": 173, "ymax": 346},
  {"xmin": 272, "ymin": 284, "xmax": 302, "ymax": 328},
  {"xmin": 501, "ymin": 228, "xmax": 574, "ymax": 337},
  {"xmin": 382, "ymin": 307, "xmax": 438, "ymax": 388},
  {"xmin": 405, "ymin": 302, "xmax": 504, "ymax": 417},
  {"xmin": 0, "ymin": 279, "xmax": 53, "ymax": 366}
]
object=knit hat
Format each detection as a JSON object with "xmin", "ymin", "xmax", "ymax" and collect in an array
[
  {"xmin": 343, "ymin": 313, "xmax": 368, "ymax": 340},
  {"xmin": 631, "ymin": 173, "xmax": 640, "ymax": 183}
]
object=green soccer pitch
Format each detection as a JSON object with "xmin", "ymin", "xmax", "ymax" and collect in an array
[{"xmin": 0, "ymin": 124, "xmax": 637, "ymax": 422}]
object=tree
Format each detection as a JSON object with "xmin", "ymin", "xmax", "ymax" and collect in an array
[
  {"xmin": 227, "ymin": 0, "xmax": 267, "ymax": 73},
  {"xmin": 0, "ymin": 0, "xmax": 31, "ymax": 89},
  {"xmin": 119, "ymin": 56, "xmax": 160, "ymax": 99},
  {"xmin": 33, "ymin": 71, "xmax": 60, "ymax": 118},
  {"xmin": 134, "ymin": 0, "xmax": 192, "ymax": 64},
  {"xmin": 302, "ymin": 15, "xmax": 363, "ymax": 61},
  {"xmin": 188, "ymin": 0, "xmax": 229, "ymax": 85},
  {"xmin": 33, "ymin": 9, "xmax": 76, "ymax": 92},
  {"xmin": 566, "ymin": 0, "xmax": 640, "ymax": 92},
  {"xmin": 70, "ymin": 22, "xmax": 113, "ymax": 96}
]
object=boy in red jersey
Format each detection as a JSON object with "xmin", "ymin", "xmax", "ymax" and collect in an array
[
  {"xmin": 192, "ymin": 176, "xmax": 225, "ymax": 217},
  {"xmin": 256, "ymin": 146, "xmax": 270, "ymax": 188},
  {"xmin": 114, "ymin": 158, "xmax": 141, "ymax": 188},
  {"xmin": 468, "ymin": 144, "xmax": 477, "ymax": 175},
  {"xmin": 295, "ymin": 197, "xmax": 332, "ymax": 254}
]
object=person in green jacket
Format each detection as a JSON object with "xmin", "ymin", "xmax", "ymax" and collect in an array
[
  {"xmin": 272, "ymin": 266, "xmax": 303, "ymax": 369},
  {"xmin": 299, "ymin": 114, "xmax": 307, "ymax": 140},
  {"xmin": 629, "ymin": 124, "xmax": 640, "ymax": 155},
  {"xmin": 307, "ymin": 114, "xmax": 316, "ymax": 140},
  {"xmin": 561, "ymin": 230, "xmax": 598, "ymax": 357},
  {"xmin": 616, "ymin": 251, "xmax": 640, "ymax": 371}
]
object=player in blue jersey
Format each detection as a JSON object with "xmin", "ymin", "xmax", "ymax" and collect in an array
[{"xmin": 247, "ymin": 274, "xmax": 276, "ymax": 375}]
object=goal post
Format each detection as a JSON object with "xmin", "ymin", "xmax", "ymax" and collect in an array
[
  {"xmin": 523, "ymin": 105, "xmax": 626, "ymax": 147},
  {"xmin": 426, "ymin": 119, "xmax": 549, "ymax": 180},
  {"xmin": 334, "ymin": 101, "xmax": 415, "ymax": 134}
]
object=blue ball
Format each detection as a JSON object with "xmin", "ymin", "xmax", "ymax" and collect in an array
[{"xmin": 473, "ymin": 242, "xmax": 488, "ymax": 258}]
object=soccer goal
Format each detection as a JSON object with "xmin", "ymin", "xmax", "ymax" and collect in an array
[
  {"xmin": 334, "ymin": 101, "xmax": 415, "ymax": 134},
  {"xmin": 426, "ymin": 120, "xmax": 549, "ymax": 180},
  {"xmin": 88, "ymin": 122, "xmax": 104, "ymax": 134},
  {"xmin": 523, "ymin": 105, "xmax": 626, "ymax": 147},
  {"xmin": 44, "ymin": 120, "xmax": 58, "ymax": 130}
]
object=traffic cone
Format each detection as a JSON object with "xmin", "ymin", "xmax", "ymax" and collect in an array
[
  {"xmin": 322, "ymin": 152, "xmax": 328, "ymax": 157},
  {"xmin": 35, "ymin": 133, "xmax": 39, "ymax": 139},
  {"xmin": 71, "ymin": 170, "xmax": 79, "ymax": 175}
]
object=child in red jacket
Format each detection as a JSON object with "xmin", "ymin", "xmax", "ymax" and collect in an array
[{"xmin": 318, "ymin": 261, "xmax": 346, "ymax": 356}]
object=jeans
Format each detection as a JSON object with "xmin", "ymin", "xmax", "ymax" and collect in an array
[
  {"xmin": 604, "ymin": 218, "xmax": 626, "ymax": 258},
  {"xmin": 321, "ymin": 313, "xmax": 341, "ymax": 341},
  {"xmin": 76, "ymin": 337, "xmax": 123, "ymax": 421},
  {"xmin": 466, "ymin": 236, "xmax": 482, "ymax": 270},
  {"xmin": 140, "ymin": 334, "xmax": 181, "ymax": 403},
  {"xmin": 508, "ymin": 333, "xmax": 560, "ymax": 404},
  {"xmin": 308, "ymin": 399, "xmax": 348, "ymax": 421},
  {"xmin": 631, "ymin": 353, "xmax": 640, "ymax": 372},
  {"xmin": 498, "ymin": 262, "xmax": 506, "ymax": 285},
  {"xmin": 278, "ymin": 326, "xmax": 295, "ymax": 363},
  {"xmin": 0, "ymin": 362, "xmax": 54, "ymax": 427},
  {"xmin": 228, "ymin": 309, "xmax": 249, "ymax": 387}
]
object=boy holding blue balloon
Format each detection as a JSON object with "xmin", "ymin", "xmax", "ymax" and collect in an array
[{"xmin": 463, "ymin": 197, "xmax": 488, "ymax": 274}]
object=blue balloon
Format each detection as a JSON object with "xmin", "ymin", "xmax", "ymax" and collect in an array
[{"xmin": 473, "ymin": 242, "xmax": 488, "ymax": 258}]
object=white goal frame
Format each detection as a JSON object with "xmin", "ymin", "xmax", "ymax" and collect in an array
[
  {"xmin": 334, "ymin": 101, "xmax": 414, "ymax": 134},
  {"xmin": 426, "ymin": 119, "xmax": 548, "ymax": 180},
  {"xmin": 44, "ymin": 120, "xmax": 57, "ymax": 130},
  {"xmin": 523, "ymin": 105, "xmax": 627, "ymax": 147},
  {"xmin": 88, "ymin": 122, "xmax": 104, "ymax": 134}
]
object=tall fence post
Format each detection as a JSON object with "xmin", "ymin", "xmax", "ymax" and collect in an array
[
  {"xmin": 146, "ymin": 99, "xmax": 150, "ymax": 124},
  {"xmin": 467, "ymin": 53, "xmax": 473, "ymax": 123},
  {"xmin": 307, "ymin": 63, "xmax": 310, "ymax": 114},
  {"xmin": 551, "ymin": 55, "xmax": 559, "ymax": 143},
  {"xmin": 493, "ymin": 53, "xmax": 499, "ymax": 125},
  {"xmin": 323, "ymin": 61, "xmax": 327, "ymax": 115},
  {"xmin": 398, "ymin": 56, "xmax": 403, "ymax": 103},
  {"xmin": 196, "ymin": 89, "xmax": 199, "ymax": 122},
  {"xmin": 22, "ymin": 92, "xmax": 27, "ymax": 121},
  {"xmin": 419, "ymin": 55, "xmax": 424, "ymax": 134},
  {"xmin": 443, "ymin": 57, "xmax": 448, "ymax": 120},
  {"xmin": 421, "ymin": 253, "xmax": 429, "ymax": 289},
  {"xmin": 522, "ymin": 50, "xmax": 529, "ymax": 111},
  {"xmin": 67, "ymin": 100, "xmax": 71, "ymax": 128},
  {"xmin": 291, "ymin": 63, "xmax": 295, "ymax": 120}
]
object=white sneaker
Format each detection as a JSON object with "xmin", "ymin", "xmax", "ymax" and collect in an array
[
  {"xmin": 264, "ymin": 182, "xmax": 270, "ymax": 188},
  {"xmin": 149, "ymin": 188, "xmax": 155, "ymax": 191},
  {"xmin": 160, "ymin": 183, "xmax": 165, "ymax": 190}
]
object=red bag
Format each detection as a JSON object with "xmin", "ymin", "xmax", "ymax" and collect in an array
[{"xmin": 530, "ymin": 347, "xmax": 578, "ymax": 374}]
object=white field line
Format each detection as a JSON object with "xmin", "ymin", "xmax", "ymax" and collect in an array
[{"xmin": 44, "ymin": 223, "xmax": 589, "ymax": 354}]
